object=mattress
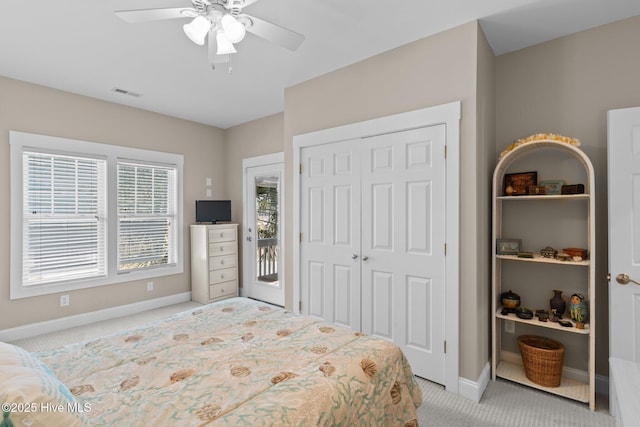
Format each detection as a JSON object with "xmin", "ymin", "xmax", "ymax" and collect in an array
[{"xmin": 34, "ymin": 297, "xmax": 422, "ymax": 426}]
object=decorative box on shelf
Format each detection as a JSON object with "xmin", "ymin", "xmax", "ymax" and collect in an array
[
  {"xmin": 561, "ymin": 184, "xmax": 585, "ymax": 194},
  {"xmin": 563, "ymin": 247, "xmax": 588, "ymax": 259},
  {"xmin": 527, "ymin": 186, "xmax": 546, "ymax": 195}
]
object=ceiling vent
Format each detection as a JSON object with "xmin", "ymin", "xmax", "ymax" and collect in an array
[{"xmin": 111, "ymin": 87, "xmax": 142, "ymax": 97}]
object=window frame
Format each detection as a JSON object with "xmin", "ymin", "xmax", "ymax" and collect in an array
[
  {"xmin": 116, "ymin": 159, "xmax": 179, "ymax": 273},
  {"xmin": 10, "ymin": 131, "xmax": 184, "ymax": 299}
]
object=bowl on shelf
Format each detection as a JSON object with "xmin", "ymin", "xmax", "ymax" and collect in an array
[{"xmin": 515, "ymin": 307, "xmax": 534, "ymax": 320}]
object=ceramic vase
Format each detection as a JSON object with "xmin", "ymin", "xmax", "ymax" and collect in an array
[{"xmin": 549, "ymin": 290, "xmax": 566, "ymax": 318}]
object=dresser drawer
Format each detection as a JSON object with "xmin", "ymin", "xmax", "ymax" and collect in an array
[
  {"xmin": 209, "ymin": 267, "xmax": 237, "ymax": 285},
  {"xmin": 208, "ymin": 227, "xmax": 237, "ymax": 243},
  {"xmin": 208, "ymin": 254, "xmax": 236, "ymax": 271},
  {"xmin": 209, "ymin": 241, "xmax": 237, "ymax": 256},
  {"xmin": 209, "ymin": 281, "xmax": 238, "ymax": 299}
]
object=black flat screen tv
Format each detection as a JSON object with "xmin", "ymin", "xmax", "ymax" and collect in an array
[{"xmin": 195, "ymin": 200, "xmax": 231, "ymax": 224}]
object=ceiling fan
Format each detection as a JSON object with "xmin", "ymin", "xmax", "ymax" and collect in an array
[{"xmin": 115, "ymin": 0, "xmax": 304, "ymax": 68}]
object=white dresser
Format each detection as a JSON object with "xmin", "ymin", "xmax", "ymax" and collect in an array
[{"xmin": 190, "ymin": 223, "xmax": 239, "ymax": 304}]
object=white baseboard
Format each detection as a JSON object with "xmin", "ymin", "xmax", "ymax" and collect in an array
[
  {"xmin": 0, "ymin": 292, "xmax": 192, "ymax": 342},
  {"xmin": 458, "ymin": 362, "xmax": 491, "ymax": 402}
]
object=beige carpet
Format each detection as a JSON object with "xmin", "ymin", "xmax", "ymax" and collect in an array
[
  {"xmin": 415, "ymin": 376, "xmax": 613, "ymax": 427},
  {"xmin": 11, "ymin": 302, "xmax": 615, "ymax": 427}
]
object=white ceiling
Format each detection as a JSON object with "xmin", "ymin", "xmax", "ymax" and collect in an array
[{"xmin": 1, "ymin": 0, "xmax": 639, "ymax": 129}]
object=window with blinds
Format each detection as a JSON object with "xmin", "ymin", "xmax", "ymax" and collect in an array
[
  {"xmin": 117, "ymin": 161, "xmax": 177, "ymax": 272},
  {"xmin": 10, "ymin": 131, "xmax": 184, "ymax": 299},
  {"xmin": 22, "ymin": 151, "xmax": 107, "ymax": 287}
]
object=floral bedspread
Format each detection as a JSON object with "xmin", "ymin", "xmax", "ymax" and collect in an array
[{"xmin": 36, "ymin": 297, "xmax": 422, "ymax": 426}]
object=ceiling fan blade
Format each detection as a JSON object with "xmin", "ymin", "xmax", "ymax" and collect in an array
[
  {"xmin": 115, "ymin": 7, "xmax": 194, "ymax": 24},
  {"xmin": 240, "ymin": 14, "xmax": 304, "ymax": 51},
  {"xmin": 224, "ymin": 0, "xmax": 262, "ymax": 9}
]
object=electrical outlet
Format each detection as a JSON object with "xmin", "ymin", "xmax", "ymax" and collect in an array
[
  {"xmin": 206, "ymin": 189, "xmax": 212, "ymax": 197},
  {"xmin": 60, "ymin": 295, "xmax": 70, "ymax": 307},
  {"xmin": 147, "ymin": 281, "xmax": 154, "ymax": 291},
  {"xmin": 504, "ymin": 319, "xmax": 515, "ymax": 334}
]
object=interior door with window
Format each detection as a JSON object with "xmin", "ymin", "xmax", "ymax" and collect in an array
[{"xmin": 244, "ymin": 161, "xmax": 284, "ymax": 307}]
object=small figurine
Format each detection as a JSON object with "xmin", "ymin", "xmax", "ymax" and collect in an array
[
  {"xmin": 540, "ymin": 246, "xmax": 558, "ymax": 259},
  {"xmin": 1, "ymin": 411, "xmax": 14, "ymax": 427},
  {"xmin": 569, "ymin": 293, "xmax": 588, "ymax": 329}
]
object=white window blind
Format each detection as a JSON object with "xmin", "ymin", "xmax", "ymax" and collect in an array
[
  {"xmin": 117, "ymin": 161, "xmax": 178, "ymax": 272},
  {"xmin": 22, "ymin": 151, "xmax": 107, "ymax": 286}
]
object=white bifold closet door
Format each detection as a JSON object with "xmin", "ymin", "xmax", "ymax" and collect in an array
[{"xmin": 300, "ymin": 124, "xmax": 446, "ymax": 384}]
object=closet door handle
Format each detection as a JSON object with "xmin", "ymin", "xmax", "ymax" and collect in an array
[
  {"xmin": 352, "ymin": 254, "xmax": 358, "ymax": 260},
  {"xmin": 362, "ymin": 256, "xmax": 369, "ymax": 262},
  {"xmin": 616, "ymin": 273, "xmax": 640, "ymax": 286}
]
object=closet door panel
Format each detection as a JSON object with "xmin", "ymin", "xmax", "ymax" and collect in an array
[
  {"xmin": 361, "ymin": 124, "xmax": 446, "ymax": 384},
  {"xmin": 300, "ymin": 140, "xmax": 361, "ymax": 330}
]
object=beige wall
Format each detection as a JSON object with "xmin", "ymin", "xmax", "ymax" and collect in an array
[
  {"xmin": 476, "ymin": 25, "xmax": 497, "ymax": 379},
  {"xmin": 224, "ymin": 113, "xmax": 285, "ymax": 288},
  {"xmin": 283, "ymin": 21, "xmax": 489, "ymax": 382},
  {"xmin": 0, "ymin": 76, "xmax": 226, "ymax": 329},
  {"xmin": 496, "ymin": 14, "xmax": 640, "ymax": 376}
]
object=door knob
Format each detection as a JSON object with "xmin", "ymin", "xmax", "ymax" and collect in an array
[
  {"xmin": 362, "ymin": 256, "xmax": 369, "ymax": 261},
  {"xmin": 615, "ymin": 273, "xmax": 640, "ymax": 286},
  {"xmin": 246, "ymin": 236, "xmax": 252, "ymax": 242},
  {"xmin": 352, "ymin": 254, "xmax": 358, "ymax": 260}
]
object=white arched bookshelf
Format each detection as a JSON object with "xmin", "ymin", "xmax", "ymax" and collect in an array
[{"xmin": 491, "ymin": 139, "xmax": 596, "ymax": 410}]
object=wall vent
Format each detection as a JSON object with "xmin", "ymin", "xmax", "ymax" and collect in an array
[{"xmin": 111, "ymin": 87, "xmax": 142, "ymax": 97}]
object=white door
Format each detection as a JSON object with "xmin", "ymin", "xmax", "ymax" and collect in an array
[
  {"xmin": 243, "ymin": 156, "xmax": 284, "ymax": 307},
  {"xmin": 299, "ymin": 125, "xmax": 447, "ymax": 383},
  {"xmin": 608, "ymin": 107, "xmax": 640, "ymax": 362},
  {"xmin": 360, "ymin": 125, "xmax": 446, "ymax": 383},
  {"xmin": 299, "ymin": 139, "xmax": 362, "ymax": 330}
]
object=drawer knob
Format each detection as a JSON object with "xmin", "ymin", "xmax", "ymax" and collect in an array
[
  {"xmin": 220, "ymin": 288, "xmax": 225, "ymax": 293},
  {"xmin": 220, "ymin": 260, "xmax": 225, "ymax": 265},
  {"xmin": 221, "ymin": 274, "xmax": 225, "ymax": 279}
]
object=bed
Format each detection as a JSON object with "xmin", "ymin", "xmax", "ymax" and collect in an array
[{"xmin": 1, "ymin": 297, "xmax": 422, "ymax": 426}]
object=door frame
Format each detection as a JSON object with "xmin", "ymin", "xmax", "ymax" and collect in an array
[
  {"xmin": 293, "ymin": 101, "xmax": 461, "ymax": 394},
  {"xmin": 241, "ymin": 152, "xmax": 285, "ymax": 303}
]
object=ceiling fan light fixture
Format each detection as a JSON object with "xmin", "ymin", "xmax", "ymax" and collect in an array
[
  {"xmin": 221, "ymin": 13, "xmax": 246, "ymax": 43},
  {"xmin": 183, "ymin": 15, "xmax": 211, "ymax": 45},
  {"xmin": 216, "ymin": 30, "xmax": 237, "ymax": 55}
]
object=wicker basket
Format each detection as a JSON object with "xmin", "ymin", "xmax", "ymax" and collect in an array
[{"xmin": 517, "ymin": 335, "xmax": 565, "ymax": 387}]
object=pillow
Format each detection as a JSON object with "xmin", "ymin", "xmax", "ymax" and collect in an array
[{"xmin": 0, "ymin": 342, "xmax": 89, "ymax": 427}]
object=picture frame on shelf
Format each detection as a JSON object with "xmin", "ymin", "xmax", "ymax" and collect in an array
[
  {"xmin": 539, "ymin": 180, "xmax": 565, "ymax": 195},
  {"xmin": 496, "ymin": 238, "xmax": 522, "ymax": 255},
  {"xmin": 504, "ymin": 171, "xmax": 537, "ymax": 196}
]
